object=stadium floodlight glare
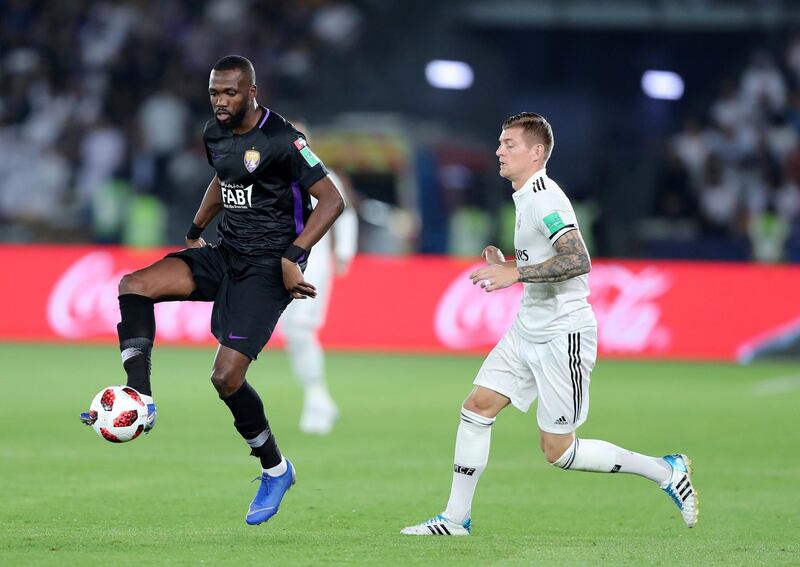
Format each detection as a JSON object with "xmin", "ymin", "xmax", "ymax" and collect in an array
[
  {"xmin": 641, "ymin": 70, "xmax": 684, "ymax": 100},
  {"xmin": 425, "ymin": 60, "xmax": 474, "ymax": 90}
]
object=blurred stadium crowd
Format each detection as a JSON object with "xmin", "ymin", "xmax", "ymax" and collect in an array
[
  {"xmin": 2, "ymin": 0, "xmax": 799, "ymax": 263},
  {"xmin": 652, "ymin": 42, "xmax": 800, "ymax": 262},
  {"xmin": 0, "ymin": 0, "xmax": 361, "ymax": 245}
]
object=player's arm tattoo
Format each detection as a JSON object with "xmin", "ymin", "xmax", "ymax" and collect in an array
[{"xmin": 517, "ymin": 230, "xmax": 591, "ymax": 283}]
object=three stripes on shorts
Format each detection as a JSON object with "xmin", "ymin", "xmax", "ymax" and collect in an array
[{"xmin": 568, "ymin": 332, "xmax": 583, "ymax": 424}]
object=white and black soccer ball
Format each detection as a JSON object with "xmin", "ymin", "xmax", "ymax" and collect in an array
[{"xmin": 86, "ymin": 386, "xmax": 148, "ymax": 443}]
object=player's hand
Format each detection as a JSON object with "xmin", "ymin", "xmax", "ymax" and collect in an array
[
  {"xmin": 481, "ymin": 245, "xmax": 505, "ymax": 265},
  {"xmin": 470, "ymin": 264, "xmax": 520, "ymax": 292},
  {"xmin": 282, "ymin": 258, "xmax": 317, "ymax": 299},
  {"xmin": 185, "ymin": 237, "xmax": 206, "ymax": 248}
]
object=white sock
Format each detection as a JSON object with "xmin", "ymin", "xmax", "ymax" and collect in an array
[
  {"xmin": 263, "ymin": 457, "xmax": 287, "ymax": 477},
  {"xmin": 443, "ymin": 408, "xmax": 495, "ymax": 524},
  {"xmin": 553, "ymin": 438, "xmax": 671, "ymax": 485},
  {"xmin": 305, "ymin": 382, "xmax": 331, "ymax": 402},
  {"xmin": 285, "ymin": 327, "xmax": 326, "ymax": 392}
]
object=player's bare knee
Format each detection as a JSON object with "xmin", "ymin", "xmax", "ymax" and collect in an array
[
  {"xmin": 210, "ymin": 371, "xmax": 235, "ymax": 397},
  {"xmin": 210, "ymin": 366, "xmax": 244, "ymax": 398},
  {"xmin": 119, "ymin": 272, "xmax": 148, "ymax": 297},
  {"xmin": 462, "ymin": 396, "xmax": 492, "ymax": 418},
  {"xmin": 462, "ymin": 396, "xmax": 480, "ymax": 415},
  {"xmin": 118, "ymin": 273, "xmax": 135, "ymax": 295},
  {"xmin": 463, "ymin": 387, "xmax": 508, "ymax": 418}
]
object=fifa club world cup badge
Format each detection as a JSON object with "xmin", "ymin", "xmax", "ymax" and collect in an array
[
  {"xmin": 294, "ymin": 137, "xmax": 321, "ymax": 167},
  {"xmin": 244, "ymin": 149, "xmax": 261, "ymax": 173}
]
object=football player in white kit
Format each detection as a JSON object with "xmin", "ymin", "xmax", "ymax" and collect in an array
[
  {"xmin": 402, "ymin": 113, "xmax": 698, "ymax": 536},
  {"xmin": 281, "ymin": 120, "xmax": 358, "ymax": 435}
]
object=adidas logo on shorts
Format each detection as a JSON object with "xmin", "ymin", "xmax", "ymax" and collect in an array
[{"xmin": 554, "ymin": 416, "xmax": 568, "ymax": 425}]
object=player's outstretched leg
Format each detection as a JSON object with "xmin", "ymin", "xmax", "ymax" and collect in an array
[
  {"xmin": 81, "ymin": 293, "xmax": 158, "ymax": 431},
  {"xmin": 284, "ymin": 326, "xmax": 339, "ymax": 435},
  {"xmin": 548, "ymin": 434, "xmax": 699, "ymax": 528},
  {"xmin": 212, "ymin": 347, "xmax": 294, "ymax": 525},
  {"xmin": 401, "ymin": 404, "xmax": 497, "ymax": 536},
  {"xmin": 83, "ymin": 258, "xmax": 197, "ymax": 433},
  {"xmin": 116, "ymin": 292, "xmax": 158, "ymax": 432}
]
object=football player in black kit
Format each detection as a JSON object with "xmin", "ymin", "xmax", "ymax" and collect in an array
[{"xmin": 81, "ymin": 55, "xmax": 344, "ymax": 525}]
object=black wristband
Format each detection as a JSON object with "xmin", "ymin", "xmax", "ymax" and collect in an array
[
  {"xmin": 282, "ymin": 243, "xmax": 308, "ymax": 263},
  {"xmin": 186, "ymin": 222, "xmax": 204, "ymax": 240}
]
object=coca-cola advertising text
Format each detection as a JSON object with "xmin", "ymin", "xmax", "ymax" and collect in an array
[{"xmin": 1, "ymin": 245, "xmax": 798, "ymax": 361}]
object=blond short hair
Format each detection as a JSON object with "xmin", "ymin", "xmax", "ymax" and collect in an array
[{"xmin": 502, "ymin": 112, "xmax": 554, "ymax": 160}]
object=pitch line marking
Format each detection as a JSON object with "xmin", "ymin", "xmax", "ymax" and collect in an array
[{"xmin": 753, "ymin": 375, "xmax": 800, "ymax": 396}]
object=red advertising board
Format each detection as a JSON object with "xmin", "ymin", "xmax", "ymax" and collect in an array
[{"xmin": 0, "ymin": 245, "xmax": 797, "ymax": 361}]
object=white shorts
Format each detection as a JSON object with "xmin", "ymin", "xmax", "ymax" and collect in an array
[
  {"xmin": 473, "ymin": 325, "xmax": 597, "ymax": 433},
  {"xmin": 281, "ymin": 249, "xmax": 332, "ymax": 330}
]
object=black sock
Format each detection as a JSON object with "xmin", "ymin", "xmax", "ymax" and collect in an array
[
  {"xmin": 222, "ymin": 380, "xmax": 282, "ymax": 469},
  {"xmin": 117, "ymin": 294, "xmax": 155, "ymax": 396}
]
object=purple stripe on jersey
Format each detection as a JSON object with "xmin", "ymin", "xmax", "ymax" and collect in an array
[
  {"xmin": 291, "ymin": 180, "xmax": 306, "ymax": 261},
  {"xmin": 258, "ymin": 107, "xmax": 270, "ymax": 128}
]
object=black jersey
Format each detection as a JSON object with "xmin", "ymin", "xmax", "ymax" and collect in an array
[{"xmin": 202, "ymin": 106, "xmax": 328, "ymax": 259}]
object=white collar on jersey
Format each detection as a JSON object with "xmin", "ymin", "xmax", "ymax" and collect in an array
[
  {"xmin": 522, "ymin": 168, "xmax": 547, "ymax": 188},
  {"xmin": 513, "ymin": 168, "xmax": 547, "ymax": 200}
]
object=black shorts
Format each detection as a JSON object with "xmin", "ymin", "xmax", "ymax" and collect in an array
[{"xmin": 165, "ymin": 244, "xmax": 293, "ymax": 360}]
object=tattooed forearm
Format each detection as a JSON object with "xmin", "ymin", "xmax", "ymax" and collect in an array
[
  {"xmin": 518, "ymin": 255, "xmax": 589, "ymax": 282},
  {"xmin": 517, "ymin": 230, "xmax": 591, "ymax": 283}
]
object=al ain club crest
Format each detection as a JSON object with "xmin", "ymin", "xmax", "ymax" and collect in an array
[{"xmin": 244, "ymin": 149, "xmax": 260, "ymax": 173}]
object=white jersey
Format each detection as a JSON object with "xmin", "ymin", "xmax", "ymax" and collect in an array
[
  {"xmin": 511, "ymin": 169, "xmax": 596, "ymax": 342},
  {"xmin": 281, "ymin": 171, "xmax": 357, "ymax": 329},
  {"xmin": 311, "ymin": 171, "xmax": 358, "ymax": 262}
]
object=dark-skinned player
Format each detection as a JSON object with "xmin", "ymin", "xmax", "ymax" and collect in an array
[{"xmin": 81, "ymin": 55, "xmax": 344, "ymax": 525}]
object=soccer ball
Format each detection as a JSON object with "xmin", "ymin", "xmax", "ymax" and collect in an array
[{"xmin": 86, "ymin": 386, "xmax": 148, "ymax": 443}]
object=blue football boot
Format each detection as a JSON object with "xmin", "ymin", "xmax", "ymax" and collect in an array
[
  {"xmin": 79, "ymin": 411, "xmax": 97, "ymax": 426},
  {"xmin": 139, "ymin": 393, "xmax": 157, "ymax": 433},
  {"xmin": 246, "ymin": 459, "xmax": 296, "ymax": 525}
]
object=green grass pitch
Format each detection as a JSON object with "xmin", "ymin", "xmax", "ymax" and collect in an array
[{"xmin": 1, "ymin": 343, "xmax": 799, "ymax": 566}]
